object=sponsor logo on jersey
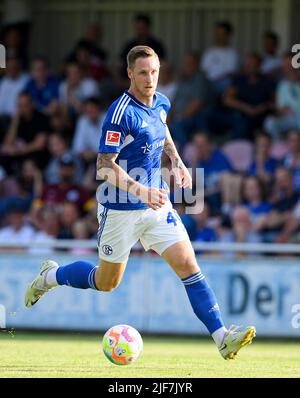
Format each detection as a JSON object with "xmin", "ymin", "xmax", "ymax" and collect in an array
[
  {"xmin": 105, "ymin": 131, "xmax": 121, "ymax": 146},
  {"xmin": 141, "ymin": 139, "xmax": 165, "ymax": 154},
  {"xmin": 141, "ymin": 142, "xmax": 152, "ymax": 154}
]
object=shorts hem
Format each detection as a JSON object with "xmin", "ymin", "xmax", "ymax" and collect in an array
[
  {"xmin": 150, "ymin": 237, "xmax": 189, "ymax": 256},
  {"xmin": 98, "ymin": 254, "xmax": 129, "ymax": 264}
]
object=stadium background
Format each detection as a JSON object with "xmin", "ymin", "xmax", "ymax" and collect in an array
[{"xmin": 0, "ymin": 0, "xmax": 300, "ymax": 351}]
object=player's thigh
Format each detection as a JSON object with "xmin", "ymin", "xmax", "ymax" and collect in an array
[
  {"xmin": 97, "ymin": 204, "xmax": 141, "ymax": 264},
  {"xmin": 140, "ymin": 204, "xmax": 200, "ymax": 278},
  {"xmin": 94, "ymin": 259, "xmax": 127, "ymax": 292},
  {"xmin": 161, "ymin": 239, "xmax": 200, "ymax": 279}
]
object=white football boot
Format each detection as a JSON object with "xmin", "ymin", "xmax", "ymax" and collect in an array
[
  {"xmin": 219, "ymin": 324, "xmax": 256, "ymax": 360},
  {"xmin": 25, "ymin": 260, "xmax": 59, "ymax": 308}
]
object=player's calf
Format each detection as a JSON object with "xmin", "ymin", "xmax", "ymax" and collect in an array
[{"xmin": 94, "ymin": 260, "xmax": 126, "ymax": 292}]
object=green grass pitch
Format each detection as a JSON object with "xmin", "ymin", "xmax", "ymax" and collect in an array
[{"xmin": 0, "ymin": 331, "xmax": 299, "ymax": 378}]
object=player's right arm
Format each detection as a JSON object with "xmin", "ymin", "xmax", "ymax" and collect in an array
[
  {"xmin": 98, "ymin": 99, "xmax": 168, "ymax": 209},
  {"xmin": 97, "ymin": 152, "xmax": 167, "ymax": 210}
]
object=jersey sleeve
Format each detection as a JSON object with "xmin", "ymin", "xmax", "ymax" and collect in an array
[
  {"xmin": 161, "ymin": 93, "xmax": 171, "ymax": 114},
  {"xmin": 98, "ymin": 106, "xmax": 132, "ymax": 153}
]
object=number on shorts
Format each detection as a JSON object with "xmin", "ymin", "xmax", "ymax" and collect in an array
[{"xmin": 167, "ymin": 211, "xmax": 177, "ymax": 226}]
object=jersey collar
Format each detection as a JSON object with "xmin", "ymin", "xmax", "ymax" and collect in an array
[{"xmin": 125, "ymin": 90, "xmax": 157, "ymax": 110}]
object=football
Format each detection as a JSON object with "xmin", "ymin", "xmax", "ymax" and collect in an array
[{"xmin": 102, "ymin": 324, "xmax": 143, "ymax": 365}]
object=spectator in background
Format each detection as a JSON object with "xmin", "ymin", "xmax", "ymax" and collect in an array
[
  {"xmin": 0, "ymin": 203, "xmax": 35, "ymax": 249},
  {"xmin": 40, "ymin": 153, "xmax": 91, "ymax": 212},
  {"xmin": 2, "ymin": 25, "xmax": 30, "ymax": 69},
  {"xmin": 0, "ymin": 92, "xmax": 50, "ymax": 173},
  {"xmin": 0, "ymin": 160, "xmax": 42, "ymax": 218},
  {"xmin": 157, "ymin": 61, "xmax": 178, "ymax": 102},
  {"xmin": 45, "ymin": 133, "xmax": 84, "ymax": 185},
  {"xmin": 192, "ymin": 203, "xmax": 217, "ymax": 242},
  {"xmin": 24, "ymin": 56, "xmax": 60, "ymax": 115},
  {"xmin": 189, "ymin": 132, "xmax": 233, "ymax": 216},
  {"xmin": 59, "ymin": 62, "xmax": 99, "ymax": 116},
  {"xmin": 66, "ymin": 22, "xmax": 108, "ymax": 81},
  {"xmin": 247, "ymin": 131, "xmax": 278, "ymax": 186},
  {"xmin": 241, "ymin": 176, "xmax": 272, "ymax": 234},
  {"xmin": 70, "ymin": 220, "xmax": 94, "ymax": 255},
  {"xmin": 283, "ymin": 130, "xmax": 300, "ymax": 192},
  {"xmin": 219, "ymin": 206, "xmax": 261, "ymax": 245},
  {"xmin": 201, "ymin": 21, "xmax": 238, "ymax": 94},
  {"xmin": 0, "ymin": 57, "xmax": 29, "ymax": 118},
  {"xmin": 57, "ymin": 201, "xmax": 80, "ymax": 239},
  {"xmin": 119, "ymin": 14, "xmax": 166, "ymax": 84},
  {"xmin": 169, "ymin": 52, "xmax": 214, "ymax": 146},
  {"xmin": 261, "ymin": 31, "xmax": 282, "ymax": 79},
  {"xmin": 276, "ymin": 196, "xmax": 300, "ymax": 243},
  {"xmin": 49, "ymin": 110, "xmax": 74, "ymax": 141},
  {"xmin": 29, "ymin": 207, "xmax": 60, "ymax": 254},
  {"xmin": 174, "ymin": 202, "xmax": 197, "ymax": 241},
  {"xmin": 223, "ymin": 53, "xmax": 274, "ymax": 139},
  {"xmin": 121, "ymin": 14, "xmax": 166, "ymax": 60},
  {"xmin": 264, "ymin": 53, "xmax": 300, "ymax": 139},
  {"xmin": 6, "ymin": 158, "xmax": 43, "ymax": 202},
  {"xmin": 67, "ymin": 41, "xmax": 109, "ymax": 84},
  {"xmin": 258, "ymin": 167, "xmax": 299, "ymax": 241},
  {"xmin": 72, "ymin": 97, "xmax": 106, "ymax": 165}
]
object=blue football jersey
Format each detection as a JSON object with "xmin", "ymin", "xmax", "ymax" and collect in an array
[{"xmin": 97, "ymin": 90, "xmax": 171, "ymax": 210}]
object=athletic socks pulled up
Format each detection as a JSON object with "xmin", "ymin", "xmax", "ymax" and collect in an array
[
  {"xmin": 55, "ymin": 261, "xmax": 98, "ymax": 290},
  {"xmin": 182, "ymin": 271, "xmax": 226, "ymax": 343}
]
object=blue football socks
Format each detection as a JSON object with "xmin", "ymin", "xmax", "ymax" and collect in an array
[
  {"xmin": 182, "ymin": 271, "xmax": 225, "ymax": 334},
  {"xmin": 56, "ymin": 261, "xmax": 98, "ymax": 290}
]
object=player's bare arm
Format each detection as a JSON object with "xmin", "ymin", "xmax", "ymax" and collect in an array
[
  {"xmin": 164, "ymin": 126, "xmax": 192, "ymax": 189},
  {"xmin": 97, "ymin": 152, "xmax": 167, "ymax": 210}
]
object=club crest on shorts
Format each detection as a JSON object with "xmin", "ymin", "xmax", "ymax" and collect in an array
[
  {"xmin": 160, "ymin": 109, "xmax": 167, "ymax": 123},
  {"xmin": 102, "ymin": 244, "xmax": 113, "ymax": 255}
]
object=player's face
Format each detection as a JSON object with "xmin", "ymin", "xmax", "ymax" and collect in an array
[{"xmin": 128, "ymin": 56, "xmax": 160, "ymax": 99}]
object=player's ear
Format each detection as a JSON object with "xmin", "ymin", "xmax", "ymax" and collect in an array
[{"xmin": 127, "ymin": 67, "xmax": 132, "ymax": 79}]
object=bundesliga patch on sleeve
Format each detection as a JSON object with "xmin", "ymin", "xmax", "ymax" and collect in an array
[{"xmin": 105, "ymin": 131, "xmax": 121, "ymax": 146}]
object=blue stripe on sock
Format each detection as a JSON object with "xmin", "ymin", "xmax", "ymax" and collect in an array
[
  {"xmin": 182, "ymin": 273, "xmax": 225, "ymax": 334},
  {"xmin": 184, "ymin": 276, "xmax": 205, "ymax": 285},
  {"xmin": 182, "ymin": 272, "xmax": 204, "ymax": 285},
  {"xmin": 88, "ymin": 267, "xmax": 98, "ymax": 290}
]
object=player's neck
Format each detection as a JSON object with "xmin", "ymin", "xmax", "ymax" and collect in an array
[{"xmin": 128, "ymin": 87, "xmax": 153, "ymax": 107}]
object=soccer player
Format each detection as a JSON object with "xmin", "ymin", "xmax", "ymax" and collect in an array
[{"xmin": 25, "ymin": 46, "xmax": 256, "ymax": 360}]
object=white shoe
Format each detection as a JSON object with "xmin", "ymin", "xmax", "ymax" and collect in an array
[
  {"xmin": 24, "ymin": 260, "xmax": 59, "ymax": 308},
  {"xmin": 219, "ymin": 324, "xmax": 256, "ymax": 360}
]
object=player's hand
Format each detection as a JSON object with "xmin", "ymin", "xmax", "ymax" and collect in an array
[
  {"xmin": 137, "ymin": 186, "xmax": 168, "ymax": 210},
  {"xmin": 172, "ymin": 160, "xmax": 192, "ymax": 189}
]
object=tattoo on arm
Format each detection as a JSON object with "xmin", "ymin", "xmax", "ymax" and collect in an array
[
  {"xmin": 97, "ymin": 152, "xmax": 140, "ymax": 194},
  {"xmin": 163, "ymin": 127, "xmax": 182, "ymax": 165},
  {"xmin": 97, "ymin": 153, "xmax": 118, "ymax": 171},
  {"xmin": 164, "ymin": 140, "xmax": 175, "ymax": 158},
  {"xmin": 163, "ymin": 137, "xmax": 182, "ymax": 168}
]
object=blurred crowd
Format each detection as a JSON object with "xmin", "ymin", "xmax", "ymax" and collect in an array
[{"xmin": 1, "ymin": 15, "xmax": 300, "ymax": 253}]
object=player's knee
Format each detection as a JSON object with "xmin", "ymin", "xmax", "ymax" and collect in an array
[{"xmin": 177, "ymin": 257, "xmax": 200, "ymax": 279}]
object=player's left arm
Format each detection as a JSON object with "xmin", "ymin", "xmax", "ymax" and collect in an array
[{"xmin": 164, "ymin": 126, "xmax": 192, "ymax": 189}]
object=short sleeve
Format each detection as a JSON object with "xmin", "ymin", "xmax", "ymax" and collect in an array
[
  {"xmin": 158, "ymin": 92, "xmax": 171, "ymax": 114},
  {"xmin": 98, "ymin": 118, "xmax": 128, "ymax": 153},
  {"xmin": 98, "ymin": 104, "xmax": 136, "ymax": 153}
]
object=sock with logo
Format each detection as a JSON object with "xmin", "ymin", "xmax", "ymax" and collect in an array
[
  {"xmin": 182, "ymin": 271, "xmax": 226, "ymax": 342},
  {"xmin": 56, "ymin": 261, "xmax": 98, "ymax": 290}
]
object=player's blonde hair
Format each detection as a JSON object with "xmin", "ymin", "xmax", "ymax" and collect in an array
[{"xmin": 127, "ymin": 46, "xmax": 159, "ymax": 69}]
